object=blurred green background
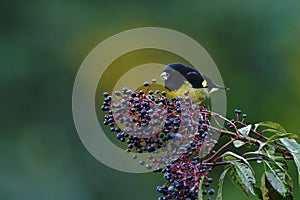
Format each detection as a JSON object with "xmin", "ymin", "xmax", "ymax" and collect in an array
[{"xmin": 1, "ymin": 0, "xmax": 300, "ymax": 199}]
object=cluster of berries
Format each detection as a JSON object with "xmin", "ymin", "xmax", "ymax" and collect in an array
[
  {"xmin": 155, "ymin": 118, "xmax": 217, "ymax": 200},
  {"xmin": 101, "ymin": 81, "xmax": 218, "ymax": 199},
  {"xmin": 156, "ymin": 154, "xmax": 215, "ymax": 200},
  {"xmin": 224, "ymin": 109, "xmax": 248, "ymax": 131}
]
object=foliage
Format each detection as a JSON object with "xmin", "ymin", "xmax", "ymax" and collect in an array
[{"xmin": 212, "ymin": 119, "xmax": 299, "ymax": 200}]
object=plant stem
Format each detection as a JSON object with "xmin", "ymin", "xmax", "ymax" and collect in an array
[
  {"xmin": 203, "ymin": 156, "xmax": 294, "ymax": 166},
  {"xmin": 203, "ymin": 139, "xmax": 235, "ymax": 163}
]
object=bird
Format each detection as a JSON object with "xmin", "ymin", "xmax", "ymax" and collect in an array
[{"xmin": 160, "ymin": 63, "xmax": 228, "ymax": 104}]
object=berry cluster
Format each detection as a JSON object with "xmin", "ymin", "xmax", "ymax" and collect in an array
[
  {"xmin": 156, "ymin": 154, "xmax": 215, "ymax": 200},
  {"xmin": 155, "ymin": 117, "xmax": 217, "ymax": 200},
  {"xmin": 224, "ymin": 109, "xmax": 248, "ymax": 131},
  {"xmin": 101, "ymin": 81, "xmax": 218, "ymax": 199}
]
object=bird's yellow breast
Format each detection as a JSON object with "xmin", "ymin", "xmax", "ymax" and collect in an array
[{"xmin": 167, "ymin": 81, "xmax": 209, "ymax": 104}]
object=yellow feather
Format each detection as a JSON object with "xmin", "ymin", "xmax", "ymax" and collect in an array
[{"xmin": 167, "ymin": 81, "xmax": 209, "ymax": 104}]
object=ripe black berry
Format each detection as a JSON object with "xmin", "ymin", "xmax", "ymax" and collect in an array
[
  {"xmin": 234, "ymin": 109, "xmax": 242, "ymax": 114},
  {"xmin": 103, "ymin": 92, "xmax": 109, "ymax": 97},
  {"xmin": 208, "ymin": 188, "xmax": 215, "ymax": 195},
  {"xmin": 207, "ymin": 177, "xmax": 213, "ymax": 183}
]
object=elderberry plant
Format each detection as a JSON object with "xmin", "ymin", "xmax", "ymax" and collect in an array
[{"xmin": 100, "ymin": 80, "xmax": 300, "ymax": 200}]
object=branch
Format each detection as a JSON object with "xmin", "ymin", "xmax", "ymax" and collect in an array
[{"xmin": 203, "ymin": 156, "xmax": 294, "ymax": 167}]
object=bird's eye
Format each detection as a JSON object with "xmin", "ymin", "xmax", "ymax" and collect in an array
[{"xmin": 160, "ymin": 72, "xmax": 169, "ymax": 80}]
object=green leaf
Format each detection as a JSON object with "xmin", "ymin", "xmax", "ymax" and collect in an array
[
  {"xmin": 261, "ymin": 149, "xmax": 288, "ymax": 173},
  {"xmin": 259, "ymin": 133, "xmax": 292, "ymax": 157},
  {"xmin": 223, "ymin": 156, "xmax": 256, "ymax": 197},
  {"xmin": 263, "ymin": 130, "xmax": 297, "ymax": 138},
  {"xmin": 263, "ymin": 160, "xmax": 291, "ymax": 197},
  {"xmin": 255, "ymin": 121, "xmax": 286, "ymax": 133},
  {"xmin": 254, "ymin": 185, "xmax": 263, "ymax": 200},
  {"xmin": 280, "ymin": 138, "xmax": 300, "ymax": 153},
  {"xmin": 222, "ymin": 151, "xmax": 251, "ymax": 167},
  {"xmin": 262, "ymin": 128, "xmax": 285, "ymax": 135},
  {"xmin": 227, "ymin": 166, "xmax": 250, "ymax": 196},
  {"xmin": 261, "ymin": 172, "xmax": 293, "ymax": 200},
  {"xmin": 265, "ymin": 170, "xmax": 286, "ymax": 195},
  {"xmin": 261, "ymin": 145, "xmax": 275, "ymax": 159},
  {"xmin": 274, "ymin": 158, "xmax": 293, "ymax": 192},
  {"xmin": 266, "ymin": 133, "xmax": 294, "ymax": 145},
  {"xmin": 261, "ymin": 173, "xmax": 270, "ymax": 200},
  {"xmin": 233, "ymin": 139, "xmax": 245, "ymax": 148},
  {"xmin": 232, "ymin": 161, "xmax": 256, "ymax": 195},
  {"xmin": 233, "ymin": 125, "xmax": 252, "ymax": 148},
  {"xmin": 280, "ymin": 138, "xmax": 300, "ymax": 185},
  {"xmin": 238, "ymin": 125, "xmax": 252, "ymax": 136},
  {"xmin": 216, "ymin": 168, "xmax": 230, "ymax": 200},
  {"xmin": 274, "ymin": 157, "xmax": 288, "ymax": 171}
]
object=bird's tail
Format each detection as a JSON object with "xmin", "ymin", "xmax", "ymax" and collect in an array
[
  {"xmin": 208, "ymin": 84, "xmax": 229, "ymax": 94},
  {"xmin": 214, "ymin": 85, "xmax": 230, "ymax": 91}
]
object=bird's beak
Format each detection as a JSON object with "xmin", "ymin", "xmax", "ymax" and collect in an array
[{"xmin": 160, "ymin": 72, "xmax": 169, "ymax": 80}]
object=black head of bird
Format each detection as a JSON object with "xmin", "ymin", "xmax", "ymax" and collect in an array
[{"xmin": 160, "ymin": 63, "xmax": 228, "ymax": 103}]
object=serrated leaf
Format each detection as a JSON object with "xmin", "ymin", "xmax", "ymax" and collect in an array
[
  {"xmin": 227, "ymin": 166, "xmax": 250, "ymax": 196},
  {"xmin": 216, "ymin": 168, "xmax": 230, "ymax": 200},
  {"xmin": 263, "ymin": 172, "xmax": 293, "ymax": 200},
  {"xmin": 232, "ymin": 161, "xmax": 256, "ymax": 195},
  {"xmin": 274, "ymin": 158, "xmax": 293, "ymax": 191},
  {"xmin": 265, "ymin": 171, "xmax": 287, "ymax": 195},
  {"xmin": 280, "ymin": 138, "xmax": 300, "ymax": 185},
  {"xmin": 264, "ymin": 160, "xmax": 290, "ymax": 196},
  {"xmin": 238, "ymin": 125, "xmax": 252, "ymax": 136},
  {"xmin": 224, "ymin": 158, "xmax": 256, "ymax": 197},
  {"xmin": 255, "ymin": 121, "xmax": 286, "ymax": 133}
]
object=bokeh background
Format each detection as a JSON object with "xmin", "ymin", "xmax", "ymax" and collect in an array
[{"xmin": 1, "ymin": 0, "xmax": 300, "ymax": 199}]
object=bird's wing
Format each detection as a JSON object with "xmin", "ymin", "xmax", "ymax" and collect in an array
[{"xmin": 186, "ymin": 71, "xmax": 203, "ymax": 88}]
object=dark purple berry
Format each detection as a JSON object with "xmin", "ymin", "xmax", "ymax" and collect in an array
[
  {"xmin": 207, "ymin": 177, "xmax": 213, "ymax": 183},
  {"xmin": 144, "ymin": 81, "xmax": 149, "ymax": 87},
  {"xmin": 139, "ymin": 160, "xmax": 145, "ymax": 165},
  {"xmin": 103, "ymin": 92, "xmax": 109, "ymax": 97},
  {"xmin": 208, "ymin": 189, "xmax": 215, "ymax": 195}
]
